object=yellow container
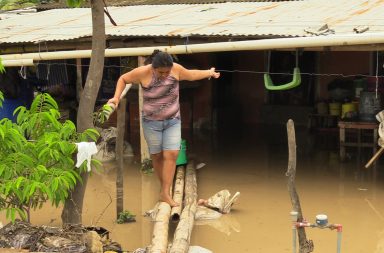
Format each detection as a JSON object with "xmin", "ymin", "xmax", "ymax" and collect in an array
[
  {"xmin": 329, "ymin": 102, "xmax": 341, "ymax": 116},
  {"xmin": 341, "ymin": 103, "xmax": 357, "ymax": 118}
]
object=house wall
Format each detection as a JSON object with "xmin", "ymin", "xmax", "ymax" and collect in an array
[
  {"xmin": 180, "ymin": 53, "xmax": 213, "ymax": 129},
  {"xmin": 316, "ymin": 51, "xmax": 371, "ymax": 101},
  {"xmin": 232, "ymin": 51, "xmax": 266, "ymax": 125}
]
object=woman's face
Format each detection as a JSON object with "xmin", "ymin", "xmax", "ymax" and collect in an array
[{"xmin": 154, "ymin": 66, "xmax": 172, "ymax": 80}]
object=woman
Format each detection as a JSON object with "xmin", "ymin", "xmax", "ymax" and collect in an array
[{"xmin": 108, "ymin": 50, "xmax": 220, "ymax": 207}]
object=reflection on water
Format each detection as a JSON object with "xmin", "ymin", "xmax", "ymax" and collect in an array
[
  {"xmin": 1, "ymin": 124, "xmax": 384, "ymax": 252},
  {"xmin": 195, "ymin": 214, "xmax": 241, "ymax": 236}
]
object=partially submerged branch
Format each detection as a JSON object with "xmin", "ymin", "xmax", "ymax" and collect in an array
[{"xmin": 286, "ymin": 119, "xmax": 314, "ymax": 253}]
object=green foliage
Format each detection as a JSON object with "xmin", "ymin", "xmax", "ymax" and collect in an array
[
  {"xmin": 141, "ymin": 158, "xmax": 153, "ymax": 175},
  {"xmin": 0, "ymin": 93, "xmax": 100, "ymax": 222},
  {"xmin": 0, "ymin": 0, "xmax": 39, "ymax": 10},
  {"xmin": 0, "ymin": 58, "xmax": 5, "ymax": 74},
  {"xmin": 66, "ymin": 0, "xmax": 82, "ymax": 8},
  {"xmin": 116, "ymin": 210, "xmax": 136, "ymax": 224},
  {"xmin": 93, "ymin": 104, "xmax": 114, "ymax": 126},
  {"xmin": 0, "ymin": 91, "xmax": 3, "ymax": 109},
  {"xmin": 0, "ymin": 60, "xmax": 5, "ymax": 108}
]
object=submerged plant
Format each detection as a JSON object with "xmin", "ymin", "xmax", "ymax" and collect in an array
[
  {"xmin": 116, "ymin": 210, "xmax": 136, "ymax": 224},
  {"xmin": 141, "ymin": 158, "xmax": 154, "ymax": 175},
  {"xmin": 0, "ymin": 93, "xmax": 100, "ymax": 222}
]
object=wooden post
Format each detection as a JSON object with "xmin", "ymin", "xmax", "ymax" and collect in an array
[
  {"xmin": 286, "ymin": 119, "xmax": 314, "ymax": 253},
  {"xmin": 138, "ymin": 56, "xmax": 150, "ymax": 164},
  {"xmin": 170, "ymin": 161, "xmax": 197, "ymax": 253},
  {"xmin": 75, "ymin": 58, "xmax": 83, "ymax": 102},
  {"xmin": 171, "ymin": 166, "xmax": 186, "ymax": 222},
  {"xmin": 116, "ymin": 96, "xmax": 126, "ymax": 217}
]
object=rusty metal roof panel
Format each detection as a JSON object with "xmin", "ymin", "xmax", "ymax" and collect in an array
[{"xmin": 1, "ymin": 0, "xmax": 384, "ymax": 44}]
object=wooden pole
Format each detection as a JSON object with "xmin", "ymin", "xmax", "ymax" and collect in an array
[
  {"xmin": 365, "ymin": 146, "xmax": 384, "ymax": 169},
  {"xmin": 115, "ymin": 97, "xmax": 126, "ymax": 217},
  {"xmin": 149, "ymin": 202, "xmax": 172, "ymax": 253},
  {"xmin": 286, "ymin": 119, "xmax": 314, "ymax": 253},
  {"xmin": 171, "ymin": 166, "xmax": 186, "ymax": 222},
  {"xmin": 75, "ymin": 58, "xmax": 83, "ymax": 102},
  {"xmin": 138, "ymin": 56, "xmax": 150, "ymax": 164},
  {"xmin": 170, "ymin": 161, "xmax": 197, "ymax": 253}
]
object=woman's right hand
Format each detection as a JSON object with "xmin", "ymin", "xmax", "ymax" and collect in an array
[{"xmin": 107, "ymin": 97, "xmax": 119, "ymax": 107}]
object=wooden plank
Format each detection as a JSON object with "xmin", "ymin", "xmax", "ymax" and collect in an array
[{"xmin": 338, "ymin": 121, "xmax": 378, "ymax": 130}]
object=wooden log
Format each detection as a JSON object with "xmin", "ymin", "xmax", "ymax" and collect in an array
[
  {"xmin": 286, "ymin": 119, "xmax": 314, "ymax": 253},
  {"xmin": 149, "ymin": 202, "xmax": 172, "ymax": 253},
  {"xmin": 169, "ymin": 161, "xmax": 197, "ymax": 253},
  {"xmin": 171, "ymin": 166, "xmax": 186, "ymax": 222}
]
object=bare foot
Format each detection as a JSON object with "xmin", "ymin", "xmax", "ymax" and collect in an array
[
  {"xmin": 160, "ymin": 193, "xmax": 179, "ymax": 207},
  {"xmin": 197, "ymin": 199, "xmax": 208, "ymax": 206}
]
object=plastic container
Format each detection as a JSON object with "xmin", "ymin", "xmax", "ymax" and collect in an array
[
  {"xmin": 341, "ymin": 103, "xmax": 357, "ymax": 119},
  {"xmin": 329, "ymin": 102, "xmax": 341, "ymax": 116},
  {"xmin": 0, "ymin": 98, "xmax": 24, "ymax": 122},
  {"xmin": 359, "ymin": 91, "xmax": 382, "ymax": 121},
  {"xmin": 176, "ymin": 139, "xmax": 187, "ymax": 166},
  {"xmin": 353, "ymin": 78, "xmax": 366, "ymax": 98}
]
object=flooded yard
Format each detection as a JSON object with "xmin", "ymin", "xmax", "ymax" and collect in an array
[{"xmin": 2, "ymin": 123, "xmax": 384, "ymax": 252}]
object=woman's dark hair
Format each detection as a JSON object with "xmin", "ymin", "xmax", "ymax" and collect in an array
[{"xmin": 145, "ymin": 49, "xmax": 173, "ymax": 68}]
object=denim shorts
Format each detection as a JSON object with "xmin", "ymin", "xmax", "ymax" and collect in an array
[{"xmin": 142, "ymin": 117, "xmax": 181, "ymax": 154}]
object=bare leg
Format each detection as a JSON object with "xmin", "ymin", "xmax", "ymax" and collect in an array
[
  {"xmin": 151, "ymin": 152, "xmax": 163, "ymax": 183},
  {"xmin": 159, "ymin": 150, "xmax": 179, "ymax": 207}
]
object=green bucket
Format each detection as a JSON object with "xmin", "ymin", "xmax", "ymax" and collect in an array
[{"xmin": 176, "ymin": 139, "xmax": 187, "ymax": 166}]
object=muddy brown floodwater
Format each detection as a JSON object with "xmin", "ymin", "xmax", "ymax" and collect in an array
[{"xmin": 2, "ymin": 124, "xmax": 384, "ymax": 252}]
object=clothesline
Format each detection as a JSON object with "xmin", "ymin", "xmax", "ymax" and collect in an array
[{"xmin": 21, "ymin": 62, "xmax": 384, "ymax": 79}]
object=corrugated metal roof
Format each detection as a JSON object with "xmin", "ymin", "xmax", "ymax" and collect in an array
[
  {"xmin": 36, "ymin": 0, "xmax": 301, "ymax": 10},
  {"xmin": 1, "ymin": 0, "xmax": 383, "ymax": 44}
]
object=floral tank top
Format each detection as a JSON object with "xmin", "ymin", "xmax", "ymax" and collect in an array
[{"xmin": 142, "ymin": 73, "xmax": 180, "ymax": 120}]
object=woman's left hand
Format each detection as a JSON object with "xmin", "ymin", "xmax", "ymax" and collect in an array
[{"xmin": 209, "ymin": 67, "xmax": 220, "ymax": 79}]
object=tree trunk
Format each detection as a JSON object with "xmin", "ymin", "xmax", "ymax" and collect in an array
[
  {"xmin": 170, "ymin": 161, "xmax": 197, "ymax": 253},
  {"xmin": 149, "ymin": 202, "xmax": 172, "ymax": 253},
  {"xmin": 61, "ymin": 0, "xmax": 106, "ymax": 224},
  {"xmin": 286, "ymin": 119, "xmax": 314, "ymax": 253},
  {"xmin": 171, "ymin": 165, "xmax": 186, "ymax": 222}
]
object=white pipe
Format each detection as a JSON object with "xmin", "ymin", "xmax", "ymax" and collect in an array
[
  {"xmin": 2, "ymin": 59, "xmax": 34, "ymax": 67},
  {"xmin": 1, "ymin": 33, "xmax": 384, "ymax": 62}
]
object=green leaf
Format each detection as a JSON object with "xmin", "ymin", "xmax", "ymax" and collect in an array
[
  {"xmin": 10, "ymin": 208, "xmax": 16, "ymax": 222},
  {"xmin": 66, "ymin": 0, "xmax": 82, "ymax": 8},
  {"xmin": 83, "ymin": 128, "xmax": 100, "ymax": 141},
  {"xmin": 0, "ymin": 58, "xmax": 5, "ymax": 74},
  {"xmin": 15, "ymin": 177, "xmax": 24, "ymax": 189},
  {"xmin": 29, "ymin": 182, "xmax": 37, "ymax": 197},
  {"xmin": 51, "ymin": 178, "xmax": 59, "ymax": 192}
]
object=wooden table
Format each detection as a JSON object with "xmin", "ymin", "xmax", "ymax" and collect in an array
[{"xmin": 338, "ymin": 121, "xmax": 379, "ymax": 161}]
